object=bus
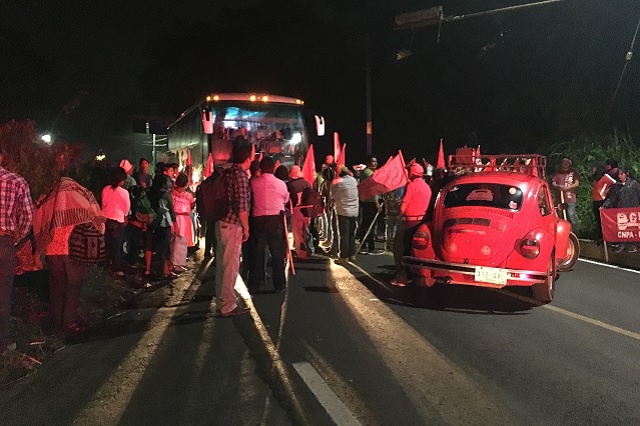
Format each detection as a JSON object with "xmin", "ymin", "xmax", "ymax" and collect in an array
[{"xmin": 166, "ymin": 93, "xmax": 325, "ymax": 182}]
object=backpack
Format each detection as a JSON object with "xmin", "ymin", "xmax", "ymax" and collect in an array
[
  {"xmin": 197, "ymin": 170, "xmax": 229, "ymax": 222},
  {"xmin": 68, "ymin": 223, "xmax": 106, "ymax": 263},
  {"xmin": 134, "ymin": 190, "xmax": 156, "ymax": 224},
  {"xmin": 301, "ymin": 186, "xmax": 324, "ymax": 218}
]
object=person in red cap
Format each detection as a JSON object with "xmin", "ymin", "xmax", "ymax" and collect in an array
[{"xmin": 391, "ymin": 163, "xmax": 431, "ymax": 287}]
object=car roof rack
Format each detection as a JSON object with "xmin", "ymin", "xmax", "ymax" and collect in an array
[{"xmin": 447, "ymin": 148, "xmax": 546, "ymax": 179}]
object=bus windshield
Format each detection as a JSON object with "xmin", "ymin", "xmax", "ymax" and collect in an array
[{"xmin": 210, "ymin": 101, "xmax": 307, "ymax": 162}]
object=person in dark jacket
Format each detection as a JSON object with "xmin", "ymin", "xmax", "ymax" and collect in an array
[{"xmin": 602, "ymin": 167, "xmax": 640, "ymax": 253}]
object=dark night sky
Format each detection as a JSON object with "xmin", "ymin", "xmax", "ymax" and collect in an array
[{"xmin": 1, "ymin": 0, "xmax": 639, "ymax": 165}]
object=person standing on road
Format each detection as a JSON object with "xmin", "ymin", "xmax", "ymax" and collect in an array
[
  {"xmin": 382, "ymin": 186, "xmax": 404, "ymax": 252},
  {"xmin": 216, "ymin": 145, "xmax": 252, "ymax": 317},
  {"xmin": 552, "ymin": 157, "xmax": 580, "ymax": 232},
  {"xmin": 170, "ymin": 173, "xmax": 195, "ymax": 273},
  {"xmin": 101, "ymin": 167, "xmax": 131, "ymax": 277},
  {"xmin": 391, "ymin": 164, "xmax": 431, "ymax": 287},
  {"xmin": 287, "ymin": 165, "xmax": 312, "ymax": 259},
  {"xmin": 249, "ymin": 156, "xmax": 290, "ymax": 293},
  {"xmin": 358, "ymin": 155, "xmax": 384, "ymax": 255},
  {"xmin": 602, "ymin": 166, "xmax": 640, "ymax": 253},
  {"xmin": 332, "ymin": 166, "xmax": 360, "ymax": 264},
  {"xmin": 0, "ymin": 151, "xmax": 34, "ymax": 354},
  {"xmin": 135, "ymin": 158, "xmax": 152, "ymax": 189}
]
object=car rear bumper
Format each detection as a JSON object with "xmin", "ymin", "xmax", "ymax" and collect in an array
[{"xmin": 403, "ymin": 255, "xmax": 548, "ymax": 287}]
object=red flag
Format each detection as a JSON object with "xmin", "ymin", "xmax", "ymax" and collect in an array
[
  {"xmin": 203, "ymin": 153, "xmax": 213, "ymax": 178},
  {"xmin": 334, "ymin": 132, "xmax": 341, "ymax": 162},
  {"xmin": 437, "ymin": 139, "xmax": 445, "ymax": 169},
  {"xmin": 357, "ymin": 151, "xmax": 409, "ymax": 201},
  {"xmin": 336, "ymin": 143, "xmax": 346, "ymax": 170},
  {"xmin": 301, "ymin": 144, "xmax": 316, "ymax": 186}
]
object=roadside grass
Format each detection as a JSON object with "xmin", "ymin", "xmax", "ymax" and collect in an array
[{"xmin": 0, "ymin": 265, "xmax": 136, "ymax": 386}]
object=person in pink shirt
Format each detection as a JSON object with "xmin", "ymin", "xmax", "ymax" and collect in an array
[
  {"xmin": 170, "ymin": 173, "xmax": 194, "ymax": 273},
  {"xmin": 391, "ymin": 163, "xmax": 432, "ymax": 287},
  {"xmin": 248, "ymin": 157, "xmax": 290, "ymax": 293},
  {"xmin": 101, "ymin": 167, "xmax": 130, "ymax": 277}
]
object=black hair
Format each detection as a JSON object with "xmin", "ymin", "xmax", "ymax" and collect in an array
[
  {"xmin": 232, "ymin": 145, "xmax": 252, "ymax": 164},
  {"xmin": 275, "ymin": 165, "xmax": 289, "ymax": 181},
  {"xmin": 175, "ymin": 173, "xmax": 188, "ymax": 188},
  {"xmin": 365, "ymin": 154, "xmax": 377, "ymax": 165},
  {"xmin": 139, "ymin": 157, "xmax": 149, "ymax": 166},
  {"xmin": 260, "ymin": 156, "xmax": 276, "ymax": 174},
  {"xmin": 605, "ymin": 159, "xmax": 619, "ymax": 168},
  {"xmin": 171, "ymin": 162, "xmax": 179, "ymax": 169},
  {"xmin": 155, "ymin": 162, "xmax": 165, "ymax": 174},
  {"xmin": 109, "ymin": 167, "xmax": 127, "ymax": 189}
]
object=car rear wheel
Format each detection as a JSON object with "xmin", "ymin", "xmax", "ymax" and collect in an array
[
  {"xmin": 557, "ymin": 232, "xmax": 580, "ymax": 272},
  {"xmin": 532, "ymin": 252, "xmax": 555, "ymax": 303}
]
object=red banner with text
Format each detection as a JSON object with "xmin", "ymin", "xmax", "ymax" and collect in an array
[{"xmin": 600, "ymin": 207, "xmax": 640, "ymax": 242}]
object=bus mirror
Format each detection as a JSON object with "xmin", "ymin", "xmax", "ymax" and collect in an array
[
  {"xmin": 314, "ymin": 115, "xmax": 325, "ymax": 137},
  {"xmin": 202, "ymin": 110, "xmax": 213, "ymax": 134}
]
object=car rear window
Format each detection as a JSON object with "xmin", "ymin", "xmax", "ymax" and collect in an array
[{"xmin": 443, "ymin": 183, "xmax": 523, "ymax": 211}]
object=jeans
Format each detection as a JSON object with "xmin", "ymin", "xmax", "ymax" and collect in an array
[
  {"xmin": 566, "ymin": 203, "xmax": 578, "ymax": 232},
  {"xmin": 0, "ymin": 237, "xmax": 16, "ymax": 348},
  {"xmin": 393, "ymin": 220, "xmax": 421, "ymax": 283},
  {"xmin": 105, "ymin": 219, "xmax": 126, "ymax": 272},
  {"xmin": 359, "ymin": 202, "xmax": 378, "ymax": 251},
  {"xmin": 249, "ymin": 215, "xmax": 287, "ymax": 291},
  {"xmin": 338, "ymin": 215, "xmax": 357, "ymax": 259},
  {"xmin": 386, "ymin": 215, "xmax": 401, "ymax": 250},
  {"xmin": 215, "ymin": 221, "xmax": 243, "ymax": 315}
]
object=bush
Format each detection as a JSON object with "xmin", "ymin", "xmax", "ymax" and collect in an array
[{"xmin": 545, "ymin": 130, "xmax": 639, "ymax": 239}]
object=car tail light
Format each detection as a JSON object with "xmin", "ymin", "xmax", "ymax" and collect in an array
[
  {"xmin": 413, "ymin": 230, "xmax": 430, "ymax": 250},
  {"xmin": 519, "ymin": 239, "xmax": 540, "ymax": 259}
]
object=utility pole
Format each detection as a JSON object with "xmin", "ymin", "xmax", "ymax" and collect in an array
[{"xmin": 365, "ymin": 32, "xmax": 373, "ymax": 156}]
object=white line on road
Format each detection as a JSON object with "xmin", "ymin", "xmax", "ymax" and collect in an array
[
  {"xmin": 579, "ymin": 257, "xmax": 640, "ymax": 274},
  {"xmin": 292, "ymin": 362, "xmax": 362, "ymax": 426}
]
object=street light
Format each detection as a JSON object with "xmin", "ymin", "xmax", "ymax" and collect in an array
[{"xmin": 41, "ymin": 134, "xmax": 52, "ymax": 144}]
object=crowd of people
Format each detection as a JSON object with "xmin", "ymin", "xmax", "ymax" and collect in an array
[{"xmin": 2, "ymin": 140, "xmax": 640, "ymax": 351}]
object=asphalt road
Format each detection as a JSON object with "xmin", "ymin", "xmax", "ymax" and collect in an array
[{"xmin": 1, "ymin": 250, "xmax": 640, "ymax": 425}]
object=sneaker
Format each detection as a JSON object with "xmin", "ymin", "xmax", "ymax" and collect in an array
[
  {"xmin": 612, "ymin": 245, "xmax": 623, "ymax": 253},
  {"xmin": 369, "ymin": 249, "xmax": 385, "ymax": 256},
  {"xmin": 390, "ymin": 279, "xmax": 407, "ymax": 287},
  {"xmin": 624, "ymin": 245, "xmax": 638, "ymax": 253},
  {"xmin": 348, "ymin": 256, "xmax": 357, "ymax": 262},
  {"xmin": 359, "ymin": 249, "xmax": 369, "ymax": 255},
  {"xmin": 335, "ymin": 257, "xmax": 350, "ymax": 265},
  {"xmin": 221, "ymin": 306, "xmax": 251, "ymax": 317}
]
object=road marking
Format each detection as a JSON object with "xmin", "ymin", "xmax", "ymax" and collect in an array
[
  {"xmin": 543, "ymin": 304, "xmax": 640, "ymax": 340},
  {"xmin": 292, "ymin": 362, "xmax": 362, "ymax": 426},
  {"xmin": 351, "ymin": 262, "xmax": 640, "ymax": 343},
  {"xmin": 579, "ymin": 258, "xmax": 640, "ymax": 274}
]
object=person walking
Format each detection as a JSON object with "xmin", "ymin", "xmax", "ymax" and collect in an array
[
  {"xmin": 391, "ymin": 164, "xmax": 431, "ymax": 287},
  {"xmin": 216, "ymin": 145, "xmax": 252, "ymax": 317},
  {"xmin": 552, "ymin": 157, "xmax": 580, "ymax": 232},
  {"xmin": 358, "ymin": 155, "xmax": 384, "ymax": 255},
  {"xmin": 602, "ymin": 166, "xmax": 640, "ymax": 253},
  {"xmin": 248, "ymin": 157, "xmax": 290, "ymax": 293},
  {"xmin": 0, "ymin": 151, "xmax": 34, "ymax": 353},
  {"xmin": 101, "ymin": 167, "xmax": 130, "ymax": 277},
  {"xmin": 332, "ymin": 166, "xmax": 360, "ymax": 264}
]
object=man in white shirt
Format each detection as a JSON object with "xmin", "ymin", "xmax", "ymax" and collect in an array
[
  {"xmin": 249, "ymin": 156, "xmax": 290, "ymax": 293},
  {"xmin": 332, "ymin": 166, "xmax": 359, "ymax": 264}
]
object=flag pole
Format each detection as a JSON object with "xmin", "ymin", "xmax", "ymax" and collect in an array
[
  {"xmin": 283, "ymin": 212, "xmax": 295, "ymax": 275},
  {"xmin": 356, "ymin": 206, "xmax": 383, "ymax": 255}
]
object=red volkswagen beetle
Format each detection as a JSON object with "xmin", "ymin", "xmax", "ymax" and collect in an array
[{"xmin": 403, "ymin": 154, "xmax": 579, "ymax": 303}]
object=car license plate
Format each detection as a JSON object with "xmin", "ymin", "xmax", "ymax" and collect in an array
[{"xmin": 475, "ymin": 266, "xmax": 507, "ymax": 285}]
